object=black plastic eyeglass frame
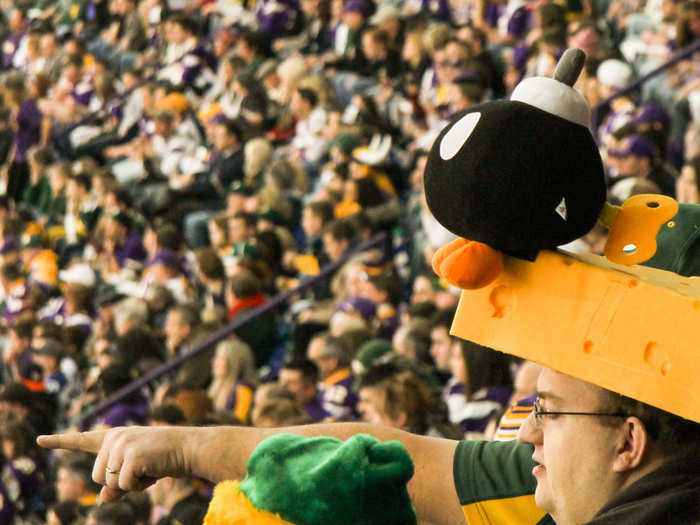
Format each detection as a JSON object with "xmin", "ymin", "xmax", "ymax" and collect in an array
[{"xmin": 533, "ymin": 398, "xmax": 629, "ymax": 428}]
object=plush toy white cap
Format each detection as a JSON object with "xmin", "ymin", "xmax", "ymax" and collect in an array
[{"xmin": 510, "ymin": 48, "xmax": 591, "ymax": 129}]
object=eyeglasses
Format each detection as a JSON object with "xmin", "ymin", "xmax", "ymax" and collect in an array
[{"xmin": 533, "ymin": 398, "xmax": 629, "ymax": 429}]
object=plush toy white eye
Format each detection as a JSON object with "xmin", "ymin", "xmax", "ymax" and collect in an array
[{"xmin": 439, "ymin": 112, "xmax": 482, "ymax": 161}]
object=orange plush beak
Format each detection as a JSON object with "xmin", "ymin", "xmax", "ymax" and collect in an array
[{"xmin": 432, "ymin": 238, "xmax": 504, "ymax": 290}]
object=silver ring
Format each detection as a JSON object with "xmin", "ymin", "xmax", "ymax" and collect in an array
[{"xmin": 106, "ymin": 467, "xmax": 120, "ymax": 475}]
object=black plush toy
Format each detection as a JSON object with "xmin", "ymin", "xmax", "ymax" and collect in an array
[{"xmin": 425, "ymin": 49, "xmax": 607, "ymax": 289}]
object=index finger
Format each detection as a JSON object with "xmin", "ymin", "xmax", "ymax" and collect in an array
[{"xmin": 36, "ymin": 430, "xmax": 107, "ymax": 454}]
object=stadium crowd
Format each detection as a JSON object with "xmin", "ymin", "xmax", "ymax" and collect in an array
[{"xmin": 0, "ymin": 0, "xmax": 697, "ymax": 522}]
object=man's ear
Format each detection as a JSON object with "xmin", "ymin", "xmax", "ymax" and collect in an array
[{"xmin": 612, "ymin": 417, "xmax": 648, "ymax": 473}]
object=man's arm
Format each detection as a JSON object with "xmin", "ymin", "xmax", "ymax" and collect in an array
[{"xmin": 39, "ymin": 423, "xmax": 465, "ymax": 525}]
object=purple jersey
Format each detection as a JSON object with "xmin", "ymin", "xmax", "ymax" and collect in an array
[
  {"xmin": 2, "ymin": 32, "xmax": 24, "ymax": 69},
  {"xmin": 303, "ymin": 394, "xmax": 331, "ymax": 422},
  {"xmin": 71, "ymin": 80, "xmax": 95, "ymax": 107},
  {"xmin": 0, "ymin": 480, "xmax": 16, "ymax": 525},
  {"xmin": 318, "ymin": 368, "xmax": 358, "ymax": 420},
  {"xmin": 114, "ymin": 232, "xmax": 146, "ymax": 268},
  {"xmin": 257, "ymin": 0, "xmax": 301, "ymax": 37},
  {"xmin": 14, "ymin": 99, "xmax": 42, "ymax": 163},
  {"xmin": 100, "ymin": 393, "xmax": 149, "ymax": 427},
  {"xmin": 2, "ymin": 456, "xmax": 40, "ymax": 516},
  {"xmin": 443, "ymin": 380, "xmax": 512, "ymax": 434}
]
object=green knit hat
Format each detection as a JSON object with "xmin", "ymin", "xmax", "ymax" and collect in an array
[
  {"xmin": 352, "ymin": 339, "xmax": 394, "ymax": 376},
  {"xmin": 238, "ymin": 433, "xmax": 417, "ymax": 525}
]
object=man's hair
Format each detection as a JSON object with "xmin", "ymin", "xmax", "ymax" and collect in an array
[
  {"xmin": 255, "ymin": 398, "xmax": 312, "ymax": 426},
  {"xmin": 60, "ymin": 455, "xmax": 96, "ymax": 485},
  {"xmin": 195, "ymin": 248, "xmax": 225, "ymax": 281},
  {"xmin": 88, "ymin": 501, "xmax": 135, "ymax": 525},
  {"xmin": 598, "ymin": 389, "xmax": 700, "ymax": 461},
  {"xmin": 222, "ymin": 118, "xmax": 244, "ymax": 142},
  {"xmin": 406, "ymin": 301, "xmax": 438, "ymax": 320},
  {"xmin": 0, "ymin": 263, "xmax": 22, "ymax": 282},
  {"xmin": 306, "ymin": 200, "xmax": 334, "ymax": 224},
  {"xmin": 282, "ymin": 359, "xmax": 319, "ymax": 385},
  {"xmin": 296, "ymin": 87, "xmax": 318, "ymax": 108},
  {"xmin": 365, "ymin": 28, "xmax": 390, "ymax": 47},
  {"xmin": 155, "ymin": 223, "xmax": 182, "ymax": 251},
  {"xmin": 430, "ymin": 307, "xmax": 457, "ymax": 331},
  {"xmin": 233, "ymin": 211, "xmax": 258, "ymax": 229},
  {"xmin": 167, "ymin": 12, "xmax": 196, "ymax": 33},
  {"xmin": 321, "ymin": 335, "xmax": 351, "ymax": 368},
  {"xmin": 50, "ymin": 501, "xmax": 84, "ymax": 524},
  {"xmin": 323, "ymin": 219, "xmax": 356, "ymax": 243},
  {"xmin": 402, "ymin": 322, "xmax": 432, "ymax": 364},
  {"xmin": 467, "ymin": 25, "xmax": 487, "ymax": 47},
  {"xmin": 148, "ymin": 403, "xmax": 186, "ymax": 425},
  {"xmin": 28, "ymin": 146, "xmax": 53, "ymax": 165},
  {"xmin": 10, "ymin": 320, "xmax": 34, "ymax": 340},
  {"xmin": 71, "ymin": 173, "xmax": 92, "ymax": 192},
  {"xmin": 64, "ymin": 283, "xmax": 93, "ymax": 312},
  {"xmin": 367, "ymin": 272, "xmax": 402, "ymax": 305},
  {"xmin": 230, "ymin": 272, "xmax": 261, "ymax": 299},
  {"xmin": 238, "ymin": 29, "xmax": 268, "ymax": 55},
  {"xmin": 169, "ymin": 305, "xmax": 200, "ymax": 327}
]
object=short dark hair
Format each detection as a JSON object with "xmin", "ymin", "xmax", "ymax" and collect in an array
[
  {"xmin": 88, "ymin": 501, "xmax": 135, "ymax": 525},
  {"xmin": 406, "ymin": 301, "xmax": 438, "ymax": 320},
  {"xmin": 195, "ymin": 248, "xmax": 225, "ymax": 281},
  {"xmin": 367, "ymin": 272, "xmax": 401, "ymax": 305},
  {"xmin": 598, "ymin": 389, "xmax": 700, "ymax": 461},
  {"xmin": 155, "ymin": 223, "xmax": 182, "ymax": 251},
  {"xmin": 282, "ymin": 359, "xmax": 319, "ymax": 385},
  {"xmin": 430, "ymin": 307, "xmax": 457, "ymax": 331},
  {"xmin": 169, "ymin": 305, "xmax": 200, "ymax": 327},
  {"xmin": 321, "ymin": 335, "xmax": 350, "ymax": 367},
  {"xmin": 323, "ymin": 219, "xmax": 356, "ymax": 243},
  {"xmin": 71, "ymin": 173, "xmax": 91, "ymax": 192},
  {"xmin": 167, "ymin": 12, "xmax": 196, "ymax": 33},
  {"xmin": 306, "ymin": 200, "xmax": 334, "ymax": 224},
  {"xmin": 60, "ymin": 455, "xmax": 96, "ymax": 485},
  {"xmin": 230, "ymin": 272, "xmax": 261, "ymax": 299},
  {"xmin": 233, "ymin": 211, "xmax": 258, "ymax": 229},
  {"xmin": 10, "ymin": 320, "xmax": 34, "ymax": 340},
  {"xmin": 50, "ymin": 501, "xmax": 84, "ymax": 524},
  {"xmin": 296, "ymin": 87, "xmax": 318, "ymax": 108},
  {"xmin": 222, "ymin": 118, "xmax": 244, "ymax": 142},
  {"xmin": 148, "ymin": 403, "xmax": 186, "ymax": 425}
]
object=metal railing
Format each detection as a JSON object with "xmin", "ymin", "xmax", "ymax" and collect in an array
[
  {"xmin": 591, "ymin": 38, "xmax": 700, "ymax": 133},
  {"xmin": 79, "ymin": 231, "xmax": 387, "ymax": 428}
]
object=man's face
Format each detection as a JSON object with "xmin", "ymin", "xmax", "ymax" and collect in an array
[
  {"xmin": 279, "ymin": 369, "xmax": 314, "ymax": 405},
  {"xmin": 56, "ymin": 468, "xmax": 85, "ymax": 502},
  {"xmin": 518, "ymin": 369, "xmax": 623, "ymax": 525},
  {"xmin": 430, "ymin": 326, "xmax": 452, "ymax": 372},
  {"xmin": 301, "ymin": 208, "xmax": 323, "ymax": 237},
  {"xmin": 164, "ymin": 310, "xmax": 190, "ymax": 350},
  {"xmin": 307, "ymin": 338, "xmax": 336, "ymax": 380},
  {"xmin": 322, "ymin": 233, "xmax": 347, "ymax": 262},
  {"xmin": 411, "ymin": 275, "xmax": 434, "ymax": 303},
  {"xmin": 228, "ymin": 218, "xmax": 250, "ymax": 244},
  {"xmin": 213, "ymin": 123, "xmax": 233, "ymax": 150}
]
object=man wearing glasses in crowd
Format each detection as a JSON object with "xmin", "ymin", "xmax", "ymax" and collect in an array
[{"xmin": 37, "ymin": 356, "xmax": 700, "ymax": 525}]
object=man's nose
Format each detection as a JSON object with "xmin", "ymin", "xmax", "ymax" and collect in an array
[{"xmin": 517, "ymin": 411, "xmax": 542, "ymax": 445}]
